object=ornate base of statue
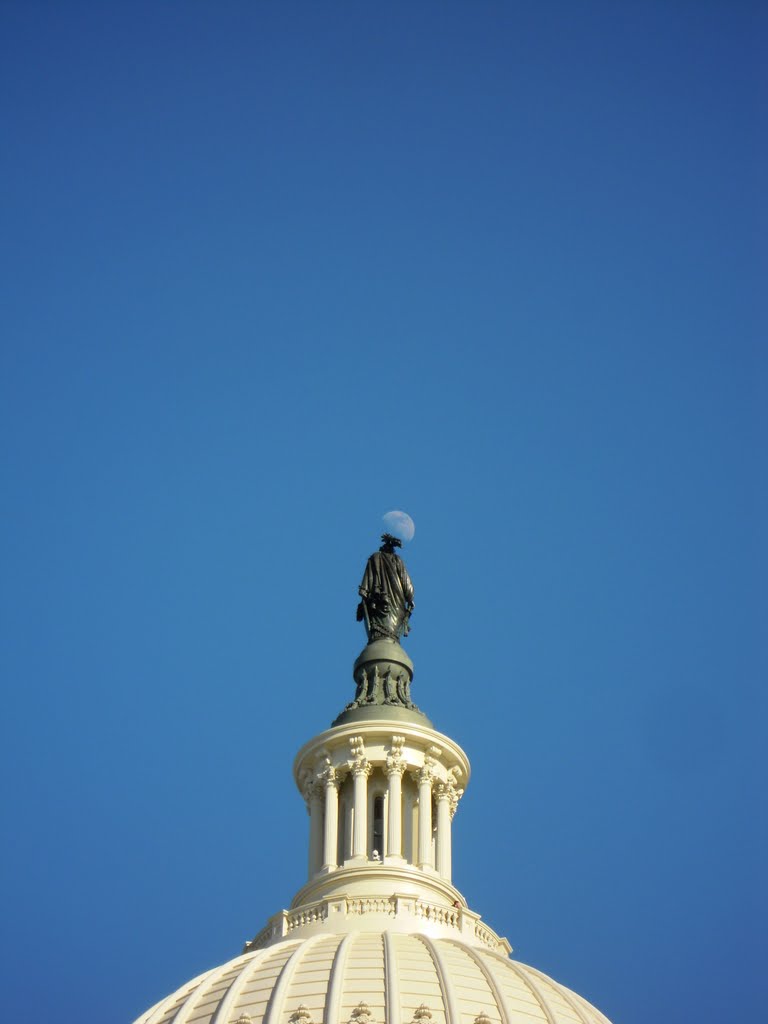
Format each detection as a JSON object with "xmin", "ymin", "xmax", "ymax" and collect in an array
[{"xmin": 332, "ymin": 639, "xmax": 432, "ymax": 727}]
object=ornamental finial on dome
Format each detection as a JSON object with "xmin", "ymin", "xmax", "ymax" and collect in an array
[
  {"xmin": 233, "ymin": 1015, "xmax": 252, "ymax": 1024},
  {"xmin": 349, "ymin": 1002, "xmax": 375, "ymax": 1024},
  {"xmin": 474, "ymin": 1013, "xmax": 492, "ymax": 1024},
  {"xmin": 289, "ymin": 1006, "xmax": 314, "ymax": 1024},
  {"xmin": 412, "ymin": 1006, "xmax": 432, "ymax": 1024}
]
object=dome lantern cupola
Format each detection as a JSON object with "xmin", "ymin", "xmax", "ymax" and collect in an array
[{"xmin": 244, "ymin": 531, "xmax": 496, "ymax": 953}]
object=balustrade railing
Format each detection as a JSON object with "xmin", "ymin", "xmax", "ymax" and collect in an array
[{"xmin": 244, "ymin": 895, "xmax": 509, "ymax": 955}]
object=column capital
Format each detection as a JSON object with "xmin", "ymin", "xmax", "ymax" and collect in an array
[
  {"xmin": 318, "ymin": 759, "xmax": 340, "ymax": 790},
  {"xmin": 414, "ymin": 744, "xmax": 442, "ymax": 786},
  {"xmin": 300, "ymin": 771, "xmax": 322, "ymax": 808},
  {"xmin": 434, "ymin": 776, "xmax": 463, "ymax": 818},
  {"xmin": 385, "ymin": 735, "xmax": 406, "ymax": 777},
  {"xmin": 349, "ymin": 734, "xmax": 372, "ymax": 778},
  {"xmin": 299, "ymin": 769, "xmax": 311, "ymax": 800},
  {"xmin": 435, "ymin": 782, "xmax": 452, "ymax": 802},
  {"xmin": 446, "ymin": 765, "xmax": 464, "ymax": 817},
  {"xmin": 449, "ymin": 788, "xmax": 463, "ymax": 818}
]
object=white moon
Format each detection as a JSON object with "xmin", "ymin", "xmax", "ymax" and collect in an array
[{"xmin": 382, "ymin": 510, "xmax": 415, "ymax": 542}]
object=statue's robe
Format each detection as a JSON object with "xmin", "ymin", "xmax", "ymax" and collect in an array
[{"xmin": 358, "ymin": 550, "xmax": 414, "ymax": 642}]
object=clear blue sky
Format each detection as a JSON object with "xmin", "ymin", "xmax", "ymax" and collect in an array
[{"xmin": 1, "ymin": 4, "xmax": 765, "ymax": 1023}]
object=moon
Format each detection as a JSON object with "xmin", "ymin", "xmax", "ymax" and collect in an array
[{"xmin": 382, "ymin": 510, "xmax": 415, "ymax": 543}]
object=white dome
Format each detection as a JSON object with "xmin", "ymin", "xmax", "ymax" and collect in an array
[{"xmin": 135, "ymin": 931, "xmax": 611, "ymax": 1024}]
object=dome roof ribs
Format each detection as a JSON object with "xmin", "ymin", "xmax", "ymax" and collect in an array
[
  {"xmin": 263, "ymin": 937, "xmax": 324, "ymax": 1024},
  {"xmin": 458, "ymin": 941, "xmax": 515, "ymax": 1024},
  {"xmin": 323, "ymin": 933, "xmax": 353, "ymax": 1024},
  {"xmin": 502, "ymin": 961, "xmax": 559, "ymax": 1024},
  {"xmin": 168, "ymin": 958, "xmax": 245, "ymax": 1024},
  {"xmin": 571, "ymin": 992, "xmax": 613, "ymax": 1024},
  {"xmin": 383, "ymin": 930, "xmax": 402, "ymax": 1024},
  {"xmin": 135, "ymin": 932, "xmax": 614, "ymax": 1024},
  {"xmin": 523, "ymin": 967, "xmax": 604, "ymax": 1024},
  {"xmin": 209, "ymin": 949, "xmax": 276, "ymax": 1024},
  {"xmin": 415, "ymin": 934, "xmax": 463, "ymax": 1024},
  {"xmin": 140, "ymin": 964, "xmax": 217, "ymax": 1024}
]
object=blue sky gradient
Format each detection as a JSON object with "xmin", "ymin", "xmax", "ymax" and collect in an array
[{"xmin": 1, "ymin": 4, "xmax": 765, "ymax": 1023}]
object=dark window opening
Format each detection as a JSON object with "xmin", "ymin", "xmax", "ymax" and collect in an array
[{"xmin": 372, "ymin": 795, "xmax": 385, "ymax": 858}]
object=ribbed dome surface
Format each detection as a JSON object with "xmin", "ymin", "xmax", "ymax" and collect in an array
[{"xmin": 135, "ymin": 931, "xmax": 611, "ymax": 1024}]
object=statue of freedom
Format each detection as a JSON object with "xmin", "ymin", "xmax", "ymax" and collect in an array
[{"xmin": 356, "ymin": 534, "xmax": 415, "ymax": 644}]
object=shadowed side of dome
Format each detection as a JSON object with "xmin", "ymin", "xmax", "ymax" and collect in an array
[{"xmin": 133, "ymin": 933, "xmax": 612, "ymax": 1024}]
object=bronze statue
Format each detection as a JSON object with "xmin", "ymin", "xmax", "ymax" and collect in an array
[{"xmin": 356, "ymin": 534, "xmax": 415, "ymax": 644}]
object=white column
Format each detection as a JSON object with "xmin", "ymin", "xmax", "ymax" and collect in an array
[
  {"xmin": 308, "ymin": 783, "xmax": 324, "ymax": 878},
  {"xmin": 352, "ymin": 762, "xmax": 371, "ymax": 858},
  {"xmin": 435, "ymin": 783, "xmax": 452, "ymax": 880},
  {"xmin": 386, "ymin": 765, "xmax": 404, "ymax": 860},
  {"xmin": 386, "ymin": 737, "xmax": 406, "ymax": 862},
  {"xmin": 322, "ymin": 770, "xmax": 339, "ymax": 871},
  {"xmin": 417, "ymin": 766, "xmax": 435, "ymax": 870}
]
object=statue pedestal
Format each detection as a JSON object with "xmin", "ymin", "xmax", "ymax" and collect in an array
[
  {"xmin": 354, "ymin": 639, "xmax": 414, "ymax": 685},
  {"xmin": 332, "ymin": 640, "xmax": 432, "ymax": 727}
]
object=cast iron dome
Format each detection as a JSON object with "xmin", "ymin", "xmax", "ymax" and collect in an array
[{"xmin": 132, "ymin": 539, "xmax": 614, "ymax": 1024}]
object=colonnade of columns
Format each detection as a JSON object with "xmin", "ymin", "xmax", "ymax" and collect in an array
[{"xmin": 302, "ymin": 736, "xmax": 462, "ymax": 884}]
